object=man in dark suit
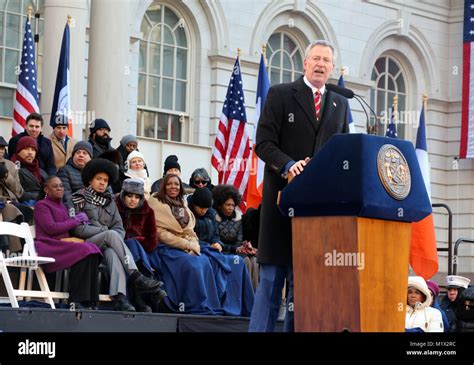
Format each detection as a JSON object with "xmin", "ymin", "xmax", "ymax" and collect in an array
[
  {"xmin": 8, "ymin": 112, "xmax": 56, "ymax": 175},
  {"xmin": 249, "ymin": 40, "xmax": 350, "ymax": 332}
]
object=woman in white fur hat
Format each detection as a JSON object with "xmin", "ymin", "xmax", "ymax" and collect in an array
[
  {"xmin": 125, "ymin": 150, "xmax": 151, "ymax": 199},
  {"xmin": 406, "ymin": 276, "xmax": 444, "ymax": 332}
]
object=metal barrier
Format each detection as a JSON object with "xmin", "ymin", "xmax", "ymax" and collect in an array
[
  {"xmin": 432, "ymin": 203, "xmax": 453, "ymax": 275},
  {"xmin": 453, "ymin": 238, "xmax": 474, "ymax": 275}
]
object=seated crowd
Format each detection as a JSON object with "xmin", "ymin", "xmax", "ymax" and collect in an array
[{"xmin": 0, "ymin": 113, "xmax": 259, "ymax": 316}]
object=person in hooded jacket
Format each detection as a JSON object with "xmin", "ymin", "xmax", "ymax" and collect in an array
[{"xmin": 406, "ymin": 276, "xmax": 444, "ymax": 332}]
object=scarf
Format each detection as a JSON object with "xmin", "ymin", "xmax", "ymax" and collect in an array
[
  {"xmin": 163, "ymin": 195, "xmax": 189, "ymax": 229},
  {"xmin": 11, "ymin": 154, "xmax": 42, "ymax": 184},
  {"xmin": 73, "ymin": 185, "xmax": 112, "ymax": 210},
  {"xmin": 125, "ymin": 168, "xmax": 147, "ymax": 180}
]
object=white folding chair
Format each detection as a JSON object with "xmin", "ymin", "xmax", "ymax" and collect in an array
[{"xmin": 0, "ymin": 222, "xmax": 56, "ymax": 308}]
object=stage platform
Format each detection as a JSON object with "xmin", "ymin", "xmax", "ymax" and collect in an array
[{"xmin": 0, "ymin": 306, "xmax": 284, "ymax": 332}]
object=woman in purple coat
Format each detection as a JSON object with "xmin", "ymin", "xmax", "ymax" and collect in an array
[{"xmin": 34, "ymin": 176, "xmax": 102, "ymax": 309}]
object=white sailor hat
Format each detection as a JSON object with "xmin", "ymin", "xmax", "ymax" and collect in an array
[{"xmin": 446, "ymin": 275, "xmax": 470, "ymax": 289}]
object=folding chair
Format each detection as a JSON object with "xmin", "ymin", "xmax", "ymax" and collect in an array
[{"xmin": 0, "ymin": 222, "xmax": 56, "ymax": 308}]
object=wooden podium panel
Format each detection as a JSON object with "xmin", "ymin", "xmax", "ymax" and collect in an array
[{"xmin": 292, "ymin": 216, "xmax": 411, "ymax": 332}]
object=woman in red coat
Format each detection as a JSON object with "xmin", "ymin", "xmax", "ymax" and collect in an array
[{"xmin": 116, "ymin": 178, "xmax": 166, "ymax": 312}]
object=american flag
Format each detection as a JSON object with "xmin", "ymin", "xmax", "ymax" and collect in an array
[
  {"xmin": 461, "ymin": 0, "xmax": 474, "ymax": 158},
  {"xmin": 12, "ymin": 18, "xmax": 39, "ymax": 136},
  {"xmin": 211, "ymin": 57, "xmax": 251, "ymax": 210},
  {"xmin": 385, "ymin": 105, "xmax": 398, "ymax": 138}
]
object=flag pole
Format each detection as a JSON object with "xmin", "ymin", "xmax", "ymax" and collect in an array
[
  {"xmin": 393, "ymin": 94, "xmax": 398, "ymax": 122},
  {"xmin": 262, "ymin": 44, "xmax": 267, "ymax": 65}
]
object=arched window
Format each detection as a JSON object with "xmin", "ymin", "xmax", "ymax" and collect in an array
[
  {"xmin": 137, "ymin": 3, "xmax": 188, "ymax": 142},
  {"xmin": 266, "ymin": 32, "xmax": 303, "ymax": 86},
  {"xmin": 0, "ymin": 0, "xmax": 44, "ymax": 118},
  {"xmin": 370, "ymin": 56, "xmax": 407, "ymax": 139}
]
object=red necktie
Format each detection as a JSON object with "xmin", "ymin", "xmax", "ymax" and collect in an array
[{"xmin": 314, "ymin": 90, "xmax": 321, "ymax": 120}]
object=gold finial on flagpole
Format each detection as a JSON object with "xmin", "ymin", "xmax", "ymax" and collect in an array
[
  {"xmin": 27, "ymin": 5, "xmax": 33, "ymax": 21},
  {"xmin": 262, "ymin": 44, "xmax": 267, "ymax": 65},
  {"xmin": 340, "ymin": 67, "xmax": 345, "ymax": 76},
  {"xmin": 393, "ymin": 95, "xmax": 398, "ymax": 122},
  {"xmin": 423, "ymin": 93, "xmax": 428, "ymax": 108},
  {"xmin": 67, "ymin": 15, "xmax": 72, "ymax": 26},
  {"xmin": 237, "ymin": 48, "xmax": 241, "ymax": 60}
]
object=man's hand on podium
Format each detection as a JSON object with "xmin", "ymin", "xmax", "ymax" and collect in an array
[{"xmin": 289, "ymin": 157, "xmax": 311, "ymax": 179}]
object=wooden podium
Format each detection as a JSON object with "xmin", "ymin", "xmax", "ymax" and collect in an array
[
  {"xmin": 278, "ymin": 134, "xmax": 433, "ymax": 333},
  {"xmin": 292, "ymin": 216, "xmax": 411, "ymax": 332}
]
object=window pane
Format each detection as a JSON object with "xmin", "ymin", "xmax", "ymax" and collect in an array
[
  {"xmin": 0, "ymin": 48, "xmax": 2, "ymax": 82},
  {"xmin": 162, "ymin": 78, "xmax": 173, "ymax": 109},
  {"xmin": 387, "ymin": 76, "xmax": 395, "ymax": 91},
  {"xmin": 6, "ymin": 13, "xmax": 20, "ymax": 48},
  {"xmin": 6, "ymin": 0, "xmax": 20, "ymax": 12},
  {"xmin": 164, "ymin": 6, "xmax": 179, "ymax": 28},
  {"xmin": 170, "ymin": 114, "xmax": 181, "ymax": 142},
  {"xmin": 146, "ymin": 7, "xmax": 162, "ymax": 25},
  {"xmin": 268, "ymin": 33, "xmax": 280, "ymax": 53},
  {"xmin": 175, "ymin": 26, "xmax": 186, "ymax": 47},
  {"xmin": 292, "ymin": 53, "xmax": 302, "ymax": 72},
  {"xmin": 148, "ymin": 75, "xmax": 160, "ymax": 107},
  {"xmin": 0, "ymin": 0, "xmax": 7, "ymax": 11},
  {"xmin": 150, "ymin": 25, "xmax": 161, "ymax": 42},
  {"xmin": 376, "ymin": 90, "xmax": 385, "ymax": 120},
  {"xmin": 175, "ymin": 80, "xmax": 186, "ymax": 112},
  {"xmin": 176, "ymin": 48, "xmax": 186, "ymax": 79},
  {"xmin": 163, "ymin": 26, "xmax": 174, "ymax": 45},
  {"xmin": 271, "ymin": 51, "xmax": 280, "ymax": 67},
  {"xmin": 5, "ymin": 49, "xmax": 18, "ymax": 84},
  {"xmin": 139, "ymin": 41, "xmax": 146, "ymax": 72},
  {"xmin": 283, "ymin": 35, "xmax": 295, "ymax": 53},
  {"xmin": 270, "ymin": 68, "xmax": 279, "ymax": 85},
  {"xmin": 397, "ymin": 75, "xmax": 405, "ymax": 93},
  {"xmin": 398, "ymin": 95, "xmax": 406, "ymax": 139},
  {"xmin": 265, "ymin": 46, "xmax": 271, "ymax": 63},
  {"xmin": 377, "ymin": 76, "xmax": 384, "ymax": 89},
  {"xmin": 0, "ymin": 87, "xmax": 13, "ymax": 117},
  {"xmin": 138, "ymin": 73, "xmax": 146, "ymax": 105},
  {"xmin": 388, "ymin": 58, "xmax": 399, "ymax": 76},
  {"xmin": 140, "ymin": 17, "xmax": 151, "ymax": 37},
  {"xmin": 282, "ymin": 53, "xmax": 291, "ymax": 70},
  {"xmin": 157, "ymin": 113, "xmax": 169, "ymax": 139},
  {"xmin": 162, "ymin": 45, "xmax": 174, "ymax": 77},
  {"xmin": 149, "ymin": 42, "xmax": 160, "ymax": 75},
  {"xmin": 375, "ymin": 57, "xmax": 385, "ymax": 74},
  {"xmin": 0, "ymin": 11, "xmax": 4, "ymax": 44},
  {"xmin": 37, "ymin": 18, "xmax": 44, "ymax": 54},
  {"xmin": 282, "ymin": 70, "xmax": 291, "ymax": 83},
  {"xmin": 142, "ymin": 110, "xmax": 156, "ymax": 138}
]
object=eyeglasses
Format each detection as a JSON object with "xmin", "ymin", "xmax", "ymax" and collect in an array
[{"xmin": 193, "ymin": 180, "xmax": 209, "ymax": 186}]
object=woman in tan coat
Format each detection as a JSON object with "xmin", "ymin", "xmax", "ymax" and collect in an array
[{"xmin": 148, "ymin": 174, "xmax": 253, "ymax": 316}]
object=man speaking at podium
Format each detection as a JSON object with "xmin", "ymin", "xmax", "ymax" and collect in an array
[{"xmin": 249, "ymin": 40, "xmax": 351, "ymax": 332}]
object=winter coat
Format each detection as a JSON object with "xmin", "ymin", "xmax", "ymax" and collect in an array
[
  {"xmin": 18, "ymin": 165, "xmax": 48, "ymax": 202},
  {"xmin": 255, "ymin": 76, "xmax": 350, "ymax": 265},
  {"xmin": 439, "ymin": 294, "xmax": 460, "ymax": 331},
  {"xmin": 148, "ymin": 194, "xmax": 198, "ymax": 251},
  {"xmin": 33, "ymin": 196, "xmax": 101, "ymax": 272},
  {"xmin": 49, "ymin": 132, "xmax": 77, "ymax": 170},
  {"xmin": 0, "ymin": 158, "xmax": 23, "ymax": 200},
  {"xmin": 57, "ymin": 157, "xmax": 84, "ymax": 209},
  {"xmin": 9, "ymin": 132, "xmax": 56, "ymax": 175},
  {"xmin": 406, "ymin": 276, "xmax": 444, "ymax": 332},
  {"xmin": 215, "ymin": 208, "xmax": 243, "ymax": 254},
  {"xmin": 70, "ymin": 189, "xmax": 125, "ymax": 239},
  {"xmin": 88, "ymin": 138, "xmax": 114, "ymax": 159},
  {"xmin": 116, "ymin": 195, "xmax": 158, "ymax": 252}
]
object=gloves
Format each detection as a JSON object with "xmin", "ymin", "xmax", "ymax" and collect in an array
[
  {"xmin": 186, "ymin": 240, "xmax": 201, "ymax": 255},
  {"xmin": 74, "ymin": 212, "xmax": 90, "ymax": 225}
]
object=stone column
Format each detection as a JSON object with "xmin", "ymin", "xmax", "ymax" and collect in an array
[{"xmin": 41, "ymin": 0, "xmax": 87, "ymax": 138}]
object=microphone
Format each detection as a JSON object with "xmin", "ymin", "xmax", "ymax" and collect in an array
[
  {"xmin": 326, "ymin": 83, "xmax": 354, "ymax": 99},
  {"xmin": 326, "ymin": 83, "xmax": 379, "ymax": 134}
]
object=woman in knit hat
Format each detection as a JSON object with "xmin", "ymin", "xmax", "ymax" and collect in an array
[
  {"xmin": 116, "ymin": 178, "xmax": 167, "ymax": 312},
  {"xmin": 117, "ymin": 135, "xmax": 138, "ymax": 167},
  {"xmin": 124, "ymin": 151, "xmax": 151, "ymax": 199},
  {"xmin": 426, "ymin": 280, "xmax": 450, "ymax": 332},
  {"xmin": 70, "ymin": 159, "xmax": 164, "ymax": 312}
]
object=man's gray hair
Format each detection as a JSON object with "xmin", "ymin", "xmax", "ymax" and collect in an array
[{"xmin": 304, "ymin": 40, "xmax": 336, "ymax": 63}]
